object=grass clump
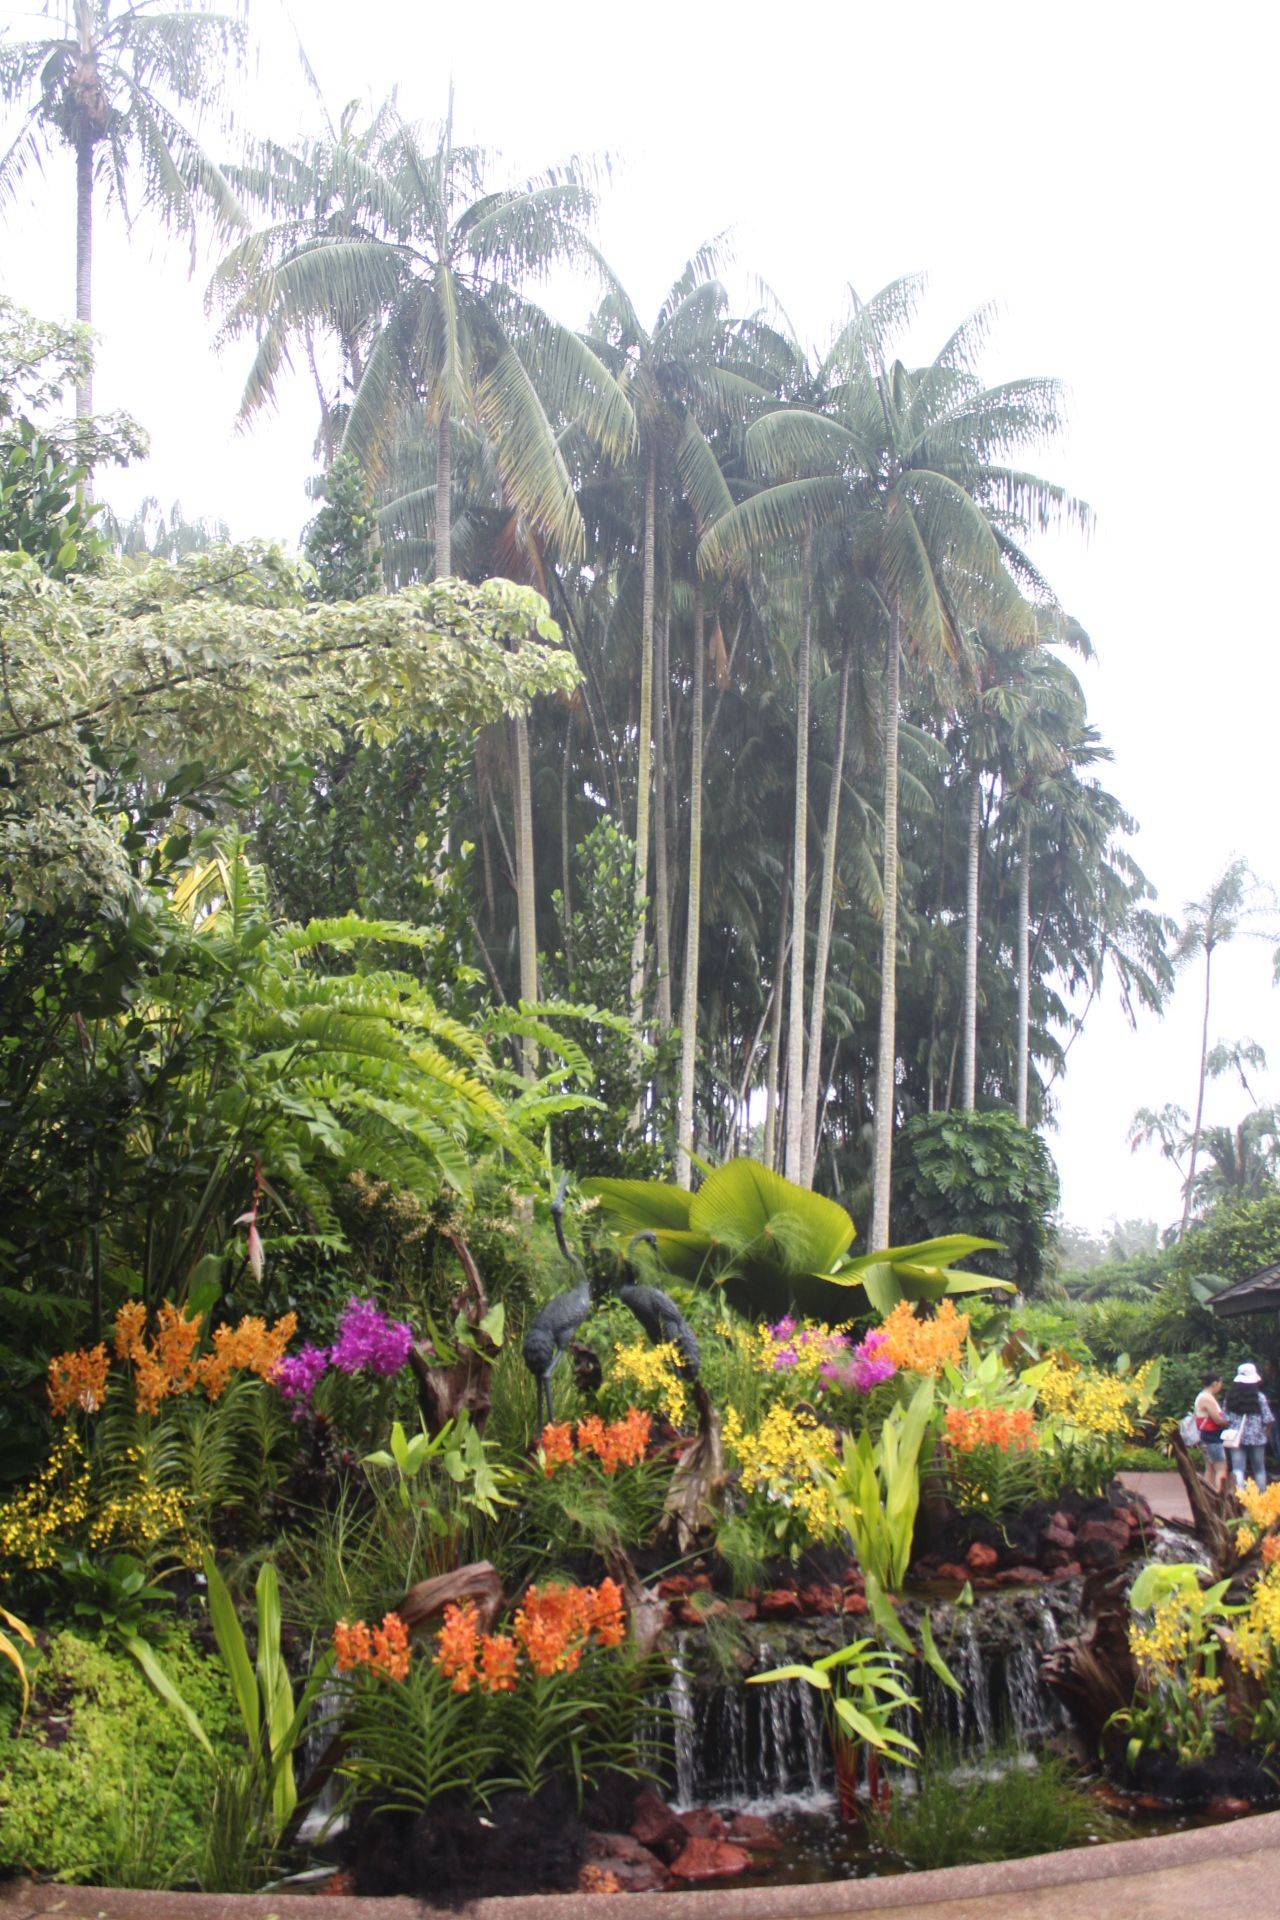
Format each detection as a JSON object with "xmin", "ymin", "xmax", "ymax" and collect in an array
[{"xmin": 869, "ymin": 1751, "xmax": 1115, "ymax": 1870}]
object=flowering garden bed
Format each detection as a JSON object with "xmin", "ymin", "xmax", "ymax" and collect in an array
[{"xmin": 4, "ymin": 1170, "xmax": 1280, "ymax": 1902}]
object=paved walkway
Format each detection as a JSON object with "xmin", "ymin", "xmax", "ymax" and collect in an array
[
  {"xmin": 1119, "ymin": 1469, "xmax": 1194, "ymax": 1525},
  {"xmin": 7, "ymin": 1813, "xmax": 1280, "ymax": 1919}
]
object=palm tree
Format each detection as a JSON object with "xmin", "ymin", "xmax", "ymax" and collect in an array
[
  {"xmin": 584, "ymin": 255, "xmax": 754, "ymax": 1044},
  {"xmin": 219, "ymin": 109, "xmax": 633, "ymax": 580},
  {"xmin": 0, "ymin": 0, "xmax": 246, "ymax": 421},
  {"xmin": 704, "ymin": 281, "xmax": 1089, "ymax": 1233},
  {"xmin": 1174, "ymin": 859, "xmax": 1276, "ymax": 1231}
]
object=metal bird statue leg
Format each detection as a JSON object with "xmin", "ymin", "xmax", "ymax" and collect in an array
[{"xmin": 523, "ymin": 1175, "xmax": 594, "ymax": 1436}]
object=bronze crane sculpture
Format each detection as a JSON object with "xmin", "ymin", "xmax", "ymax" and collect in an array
[{"xmin": 522, "ymin": 1176, "xmax": 700, "ymax": 1430}]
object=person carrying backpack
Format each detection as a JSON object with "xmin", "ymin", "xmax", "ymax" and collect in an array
[{"xmin": 1221, "ymin": 1363, "xmax": 1275, "ymax": 1491}]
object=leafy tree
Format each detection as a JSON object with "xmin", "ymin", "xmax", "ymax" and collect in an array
[
  {"xmin": 890, "ymin": 1110, "xmax": 1060, "ymax": 1288},
  {"xmin": 0, "ymin": 0, "xmax": 246, "ymax": 421},
  {"xmin": 302, "ymin": 449, "xmax": 381, "ymax": 601},
  {"xmin": 0, "ymin": 296, "xmax": 145, "ymax": 571}
]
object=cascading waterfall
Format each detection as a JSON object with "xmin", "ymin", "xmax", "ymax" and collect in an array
[{"xmin": 660, "ymin": 1589, "xmax": 1081, "ymax": 1813}]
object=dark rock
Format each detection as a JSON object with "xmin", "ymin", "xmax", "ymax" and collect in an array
[
  {"xmin": 679, "ymin": 1807, "xmax": 727, "ymax": 1841},
  {"xmin": 996, "ymin": 1566, "xmax": 1048, "ymax": 1586},
  {"xmin": 1079, "ymin": 1517, "xmax": 1131, "ymax": 1551},
  {"xmin": 728, "ymin": 1598, "xmax": 758, "ymax": 1622},
  {"xmin": 1049, "ymin": 1561, "xmax": 1084, "ymax": 1581},
  {"xmin": 728, "ymin": 1812, "xmax": 781, "ymax": 1852},
  {"xmin": 1209, "ymin": 1797, "xmax": 1254, "ymax": 1819},
  {"xmin": 1041, "ymin": 1523, "xmax": 1076, "ymax": 1552},
  {"xmin": 935, "ymin": 1562, "xmax": 971, "ymax": 1585},
  {"xmin": 668, "ymin": 1837, "xmax": 752, "ymax": 1881},
  {"xmin": 584, "ymin": 1831, "xmax": 670, "ymax": 1892},
  {"xmin": 630, "ymin": 1787, "xmax": 685, "ymax": 1862}
]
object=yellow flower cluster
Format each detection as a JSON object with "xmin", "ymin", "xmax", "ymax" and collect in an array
[
  {"xmin": 1129, "ymin": 1590, "xmax": 1206, "ymax": 1684},
  {"xmin": 608, "ymin": 1341, "xmax": 689, "ymax": 1426},
  {"xmin": 878, "ymin": 1300, "xmax": 968, "ymax": 1377},
  {"xmin": 1239, "ymin": 1482, "xmax": 1280, "ymax": 1535},
  {"xmin": 1036, "ymin": 1359, "xmax": 1154, "ymax": 1438},
  {"xmin": 1232, "ymin": 1567, "xmax": 1280, "ymax": 1681},
  {"xmin": 0, "ymin": 1432, "xmax": 195, "ymax": 1572},
  {"xmin": 0, "ymin": 1432, "xmax": 90, "ymax": 1570},
  {"xmin": 723, "ymin": 1402, "xmax": 839, "ymax": 1541}
]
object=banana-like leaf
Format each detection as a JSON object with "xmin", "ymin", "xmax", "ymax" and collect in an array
[
  {"xmin": 688, "ymin": 1159, "xmax": 855, "ymax": 1274},
  {"xmin": 580, "ymin": 1177, "xmax": 695, "ymax": 1232},
  {"xmin": 204, "ymin": 1553, "xmax": 259, "ymax": 1749}
]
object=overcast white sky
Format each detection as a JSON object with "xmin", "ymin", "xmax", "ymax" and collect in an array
[{"xmin": 3, "ymin": 0, "xmax": 1276, "ymax": 1234}]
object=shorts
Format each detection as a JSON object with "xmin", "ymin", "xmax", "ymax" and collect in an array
[{"xmin": 1202, "ymin": 1438, "xmax": 1226, "ymax": 1463}]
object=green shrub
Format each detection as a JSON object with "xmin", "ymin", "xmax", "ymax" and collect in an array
[
  {"xmin": 0, "ymin": 1630, "xmax": 238, "ymax": 1885},
  {"xmin": 869, "ymin": 1751, "xmax": 1115, "ymax": 1869},
  {"xmin": 891, "ymin": 1111, "xmax": 1059, "ymax": 1288}
]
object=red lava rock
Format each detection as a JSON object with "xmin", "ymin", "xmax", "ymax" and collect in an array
[
  {"xmin": 843, "ymin": 1568, "xmax": 866, "ymax": 1594},
  {"xmin": 585, "ymin": 1831, "xmax": 670, "ymax": 1892},
  {"xmin": 972, "ymin": 1575, "xmax": 998, "ymax": 1591},
  {"xmin": 843, "ymin": 1591, "xmax": 869, "ymax": 1615},
  {"xmin": 691, "ymin": 1573, "xmax": 713, "ymax": 1593},
  {"xmin": 672, "ymin": 1600, "xmax": 706, "ymax": 1627},
  {"xmin": 668, "ymin": 1837, "xmax": 752, "ymax": 1882},
  {"xmin": 1042, "ymin": 1523, "xmax": 1076, "ymax": 1552},
  {"xmin": 679, "ymin": 1807, "xmax": 728, "ymax": 1841},
  {"xmin": 798, "ymin": 1582, "xmax": 840, "ymax": 1616},
  {"xmin": 657, "ymin": 1576, "xmax": 692, "ymax": 1600},
  {"xmin": 318, "ymin": 1870, "xmax": 356, "ymax": 1897},
  {"xmin": 1078, "ymin": 1517, "xmax": 1131, "ymax": 1552},
  {"xmin": 1048, "ymin": 1560, "xmax": 1083, "ymax": 1582},
  {"xmin": 630, "ymin": 1787, "xmax": 686, "ymax": 1861},
  {"xmin": 966, "ymin": 1542, "xmax": 999, "ymax": 1573},
  {"xmin": 728, "ymin": 1598, "xmax": 759, "ymax": 1622},
  {"xmin": 1209, "ymin": 1796, "xmax": 1253, "ymax": 1819},
  {"xmin": 760, "ymin": 1588, "xmax": 803, "ymax": 1620},
  {"xmin": 996, "ymin": 1566, "xmax": 1048, "ymax": 1587},
  {"xmin": 728, "ymin": 1812, "xmax": 781, "ymax": 1852},
  {"xmin": 935, "ymin": 1562, "xmax": 971, "ymax": 1585}
]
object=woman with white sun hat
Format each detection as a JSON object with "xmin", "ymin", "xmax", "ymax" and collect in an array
[{"xmin": 1221, "ymin": 1362, "xmax": 1275, "ymax": 1490}]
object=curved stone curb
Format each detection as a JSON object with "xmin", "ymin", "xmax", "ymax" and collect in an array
[{"xmin": 5, "ymin": 1811, "xmax": 1280, "ymax": 1919}]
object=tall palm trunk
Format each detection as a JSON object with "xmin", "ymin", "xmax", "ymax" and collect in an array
[
  {"xmin": 782, "ymin": 528, "xmax": 813, "ymax": 1184},
  {"xmin": 675, "ymin": 587, "xmax": 705, "ymax": 1188},
  {"xmin": 762, "ymin": 862, "xmax": 790, "ymax": 1171},
  {"xmin": 870, "ymin": 606, "xmax": 901, "ymax": 1249},
  {"xmin": 1182, "ymin": 941, "xmax": 1215, "ymax": 1231},
  {"xmin": 74, "ymin": 139, "xmax": 93, "ymax": 421},
  {"xmin": 653, "ymin": 591, "xmax": 673, "ymax": 1031},
  {"xmin": 800, "ymin": 638, "xmax": 851, "ymax": 1185},
  {"xmin": 960, "ymin": 772, "xmax": 982, "ymax": 1111},
  {"xmin": 628, "ymin": 442, "xmax": 658, "ymax": 1026},
  {"xmin": 513, "ymin": 711, "xmax": 538, "ymax": 1076},
  {"xmin": 435, "ymin": 402, "xmax": 452, "ymax": 577},
  {"xmin": 1016, "ymin": 813, "xmax": 1031, "ymax": 1126}
]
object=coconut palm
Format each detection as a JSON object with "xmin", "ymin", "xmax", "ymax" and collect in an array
[
  {"xmin": 217, "ymin": 109, "xmax": 633, "ymax": 580},
  {"xmin": 703, "ymin": 280, "xmax": 1089, "ymax": 1237},
  {"xmin": 0, "ymin": 0, "xmax": 246, "ymax": 420},
  {"xmin": 1174, "ymin": 860, "xmax": 1278, "ymax": 1230},
  {"xmin": 584, "ymin": 256, "xmax": 759, "ymax": 1043}
]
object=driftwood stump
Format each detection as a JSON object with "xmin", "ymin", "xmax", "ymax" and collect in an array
[
  {"xmin": 408, "ymin": 1233, "xmax": 499, "ymax": 1437},
  {"xmin": 1169, "ymin": 1435, "xmax": 1262, "ymax": 1584},
  {"xmin": 660, "ymin": 1382, "xmax": 726, "ymax": 1554}
]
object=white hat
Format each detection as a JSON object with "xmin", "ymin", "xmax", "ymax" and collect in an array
[{"xmin": 1235, "ymin": 1363, "xmax": 1262, "ymax": 1385}]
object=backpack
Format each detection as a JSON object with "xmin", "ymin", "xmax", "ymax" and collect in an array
[{"xmin": 1178, "ymin": 1410, "xmax": 1202, "ymax": 1448}]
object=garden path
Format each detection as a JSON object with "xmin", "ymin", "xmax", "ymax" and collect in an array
[
  {"xmin": 1118, "ymin": 1469, "xmax": 1194, "ymax": 1524},
  {"xmin": 5, "ymin": 1811, "xmax": 1280, "ymax": 1920}
]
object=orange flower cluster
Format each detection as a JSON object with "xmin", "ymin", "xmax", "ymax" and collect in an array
[
  {"xmin": 195, "ymin": 1312, "xmax": 297, "ymax": 1400},
  {"xmin": 115, "ymin": 1300, "xmax": 200, "ymax": 1412},
  {"xmin": 333, "ymin": 1610, "xmax": 411, "ymax": 1682},
  {"xmin": 879, "ymin": 1300, "xmax": 969, "ymax": 1377},
  {"xmin": 1264, "ymin": 1535, "xmax": 1280, "ymax": 1569},
  {"xmin": 47, "ymin": 1343, "xmax": 111, "ymax": 1415},
  {"xmin": 434, "ymin": 1579, "xmax": 627, "ymax": 1694},
  {"xmin": 944, "ymin": 1405, "xmax": 1037, "ymax": 1454},
  {"xmin": 49, "ymin": 1302, "xmax": 298, "ymax": 1418},
  {"xmin": 539, "ymin": 1408, "xmax": 651, "ymax": 1477}
]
